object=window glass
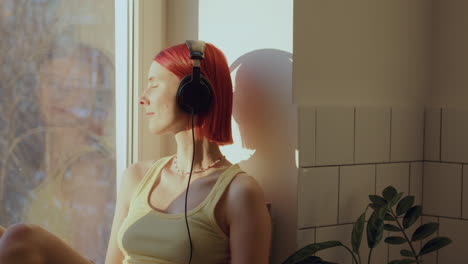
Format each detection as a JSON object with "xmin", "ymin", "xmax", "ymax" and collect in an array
[{"xmin": 0, "ymin": 1, "xmax": 116, "ymax": 263}]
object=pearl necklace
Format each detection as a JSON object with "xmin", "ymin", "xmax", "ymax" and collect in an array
[{"xmin": 173, "ymin": 155, "xmax": 225, "ymax": 175}]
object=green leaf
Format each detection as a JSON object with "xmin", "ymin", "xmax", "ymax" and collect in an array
[
  {"xmin": 301, "ymin": 256, "xmax": 339, "ymax": 264},
  {"xmin": 282, "ymin": 241, "xmax": 343, "ymax": 264},
  {"xmin": 403, "ymin": 206, "xmax": 422, "ymax": 229},
  {"xmin": 396, "ymin": 196, "xmax": 415, "ymax": 216},
  {"xmin": 388, "ymin": 259, "xmax": 416, "ymax": 264},
  {"xmin": 390, "ymin": 192, "xmax": 404, "ymax": 207},
  {"xmin": 370, "ymin": 203, "xmax": 380, "ymax": 210},
  {"xmin": 419, "ymin": 237, "xmax": 452, "ymax": 256},
  {"xmin": 384, "ymin": 213, "xmax": 396, "ymax": 221},
  {"xmin": 384, "ymin": 223, "xmax": 400, "ymax": 232},
  {"xmin": 369, "ymin": 195, "xmax": 388, "ymax": 207},
  {"xmin": 411, "ymin": 223, "xmax": 439, "ymax": 241},
  {"xmin": 384, "ymin": 236, "xmax": 407, "ymax": 245},
  {"xmin": 400, "ymin": 249, "xmax": 415, "ymax": 257},
  {"xmin": 351, "ymin": 212, "xmax": 366, "ymax": 254},
  {"xmin": 367, "ymin": 208, "xmax": 385, "ymax": 248},
  {"xmin": 383, "ymin": 186, "xmax": 397, "ymax": 202}
]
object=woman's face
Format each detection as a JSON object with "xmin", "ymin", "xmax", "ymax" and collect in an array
[
  {"xmin": 39, "ymin": 56, "xmax": 98, "ymax": 127},
  {"xmin": 140, "ymin": 61, "xmax": 188, "ymax": 135}
]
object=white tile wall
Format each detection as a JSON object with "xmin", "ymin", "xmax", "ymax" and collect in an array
[
  {"xmin": 298, "ymin": 167, "xmax": 339, "ymax": 228},
  {"xmin": 376, "ymin": 163, "xmax": 410, "ymax": 197},
  {"xmin": 410, "ymin": 162, "xmax": 423, "ymax": 206},
  {"xmin": 423, "ymin": 162, "xmax": 462, "ymax": 218},
  {"xmin": 296, "ymin": 106, "xmax": 468, "ymax": 262},
  {"xmin": 298, "ymin": 106, "xmax": 316, "ymax": 167},
  {"xmin": 438, "ymin": 218, "xmax": 468, "ymax": 264},
  {"xmin": 355, "ymin": 106, "xmax": 391, "ymax": 163},
  {"xmin": 315, "ymin": 224, "xmax": 354, "ymax": 264},
  {"xmin": 420, "ymin": 216, "xmax": 439, "ymax": 264},
  {"xmin": 339, "ymin": 165, "xmax": 375, "ymax": 223},
  {"xmin": 316, "ymin": 106, "xmax": 354, "ymax": 166},
  {"xmin": 441, "ymin": 108, "xmax": 468, "ymax": 163},
  {"xmin": 390, "ymin": 106, "xmax": 424, "ymax": 162},
  {"xmin": 464, "ymin": 165, "xmax": 468, "ymax": 219},
  {"xmin": 297, "ymin": 228, "xmax": 315, "ymax": 249},
  {"xmin": 424, "ymin": 107, "xmax": 441, "ymax": 161}
]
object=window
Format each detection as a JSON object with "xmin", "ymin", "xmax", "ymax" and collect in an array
[{"xmin": 0, "ymin": 1, "xmax": 117, "ymax": 263}]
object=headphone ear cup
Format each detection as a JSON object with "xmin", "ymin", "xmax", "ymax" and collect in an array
[{"xmin": 176, "ymin": 74, "xmax": 213, "ymax": 114}]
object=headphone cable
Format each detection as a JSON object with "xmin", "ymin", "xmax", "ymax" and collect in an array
[{"xmin": 184, "ymin": 111, "xmax": 195, "ymax": 264}]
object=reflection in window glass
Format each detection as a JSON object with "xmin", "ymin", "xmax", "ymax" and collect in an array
[{"xmin": 0, "ymin": 1, "xmax": 116, "ymax": 263}]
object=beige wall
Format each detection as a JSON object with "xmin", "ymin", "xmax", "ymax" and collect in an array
[
  {"xmin": 294, "ymin": 0, "xmax": 468, "ymax": 263},
  {"xmin": 428, "ymin": 0, "xmax": 468, "ymax": 109},
  {"xmin": 294, "ymin": 0, "xmax": 431, "ymax": 108}
]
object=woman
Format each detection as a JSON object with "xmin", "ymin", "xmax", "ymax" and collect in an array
[{"xmin": 0, "ymin": 41, "xmax": 271, "ymax": 264}]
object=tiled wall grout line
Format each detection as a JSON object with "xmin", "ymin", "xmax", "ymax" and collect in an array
[
  {"xmin": 422, "ymin": 214, "xmax": 466, "ymax": 221},
  {"xmin": 353, "ymin": 107, "xmax": 356, "ymax": 164},
  {"xmin": 315, "ymin": 107, "xmax": 317, "ymax": 165},
  {"xmin": 303, "ymin": 159, "xmax": 465, "ymax": 169},
  {"xmin": 389, "ymin": 107, "xmax": 393, "ymax": 162},
  {"xmin": 461, "ymin": 165, "xmax": 464, "ymax": 219},
  {"xmin": 423, "ymin": 107, "xmax": 426, "ymax": 162},
  {"xmin": 409, "ymin": 162, "xmax": 412, "ymax": 195},
  {"xmin": 337, "ymin": 166, "xmax": 341, "ymax": 224},
  {"xmin": 375, "ymin": 164, "xmax": 377, "ymax": 195},
  {"xmin": 299, "ymin": 222, "xmax": 359, "ymax": 230},
  {"xmin": 439, "ymin": 108, "xmax": 442, "ymax": 161}
]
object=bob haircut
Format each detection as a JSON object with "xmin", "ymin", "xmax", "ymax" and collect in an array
[{"xmin": 154, "ymin": 42, "xmax": 233, "ymax": 145}]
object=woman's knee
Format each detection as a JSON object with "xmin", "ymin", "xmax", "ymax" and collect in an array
[{"xmin": 0, "ymin": 223, "xmax": 44, "ymax": 263}]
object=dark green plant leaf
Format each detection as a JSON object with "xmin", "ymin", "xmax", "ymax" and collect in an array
[
  {"xmin": 351, "ymin": 212, "xmax": 366, "ymax": 254},
  {"xmin": 396, "ymin": 196, "xmax": 415, "ymax": 216},
  {"xmin": 282, "ymin": 241, "xmax": 342, "ymax": 264},
  {"xmin": 419, "ymin": 237, "xmax": 452, "ymax": 256},
  {"xmin": 383, "ymin": 186, "xmax": 397, "ymax": 202},
  {"xmin": 369, "ymin": 195, "xmax": 388, "ymax": 207},
  {"xmin": 411, "ymin": 223, "xmax": 439, "ymax": 241},
  {"xmin": 390, "ymin": 192, "xmax": 404, "ymax": 207},
  {"xmin": 300, "ymin": 256, "xmax": 339, "ymax": 264},
  {"xmin": 388, "ymin": 259, "xmax": 416, "ymax": 264},
  {"xmin": 370, "ymin": 203, "xmax": 380, "ymax": 210},
  {"xmin": 384, "ymin": 236, "xmax": 407, "ymax": 245},
  {"xmin": 367, "ymin": 208, "xmax": 385, "ymax": 248},
  {"xmin": 384, "ymin": 213, "xmax": 396, "ymax": 221},
  {"xmin": 400, "ymin": 249, "xmax": 415, "ymax": 257},
  {"xmin": 384, "ymin": 223, "xmax": 400, "ymax": 232},
  {"xmin": 403, "ymin": 206, "xmax": 422, "ymax": 229}
]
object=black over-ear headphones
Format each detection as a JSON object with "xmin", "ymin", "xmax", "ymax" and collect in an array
[
  {"xmin": 179, "ymin": 40, "xmax": 214, "ymax": 264},
  {"xmin": 176, "ymin": 40, "xmax": 213, "ymax": 114}
]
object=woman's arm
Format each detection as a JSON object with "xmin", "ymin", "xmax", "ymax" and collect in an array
[{"xmin": 225, "ymin": 174, "xmax": 272, "ymax": 264}]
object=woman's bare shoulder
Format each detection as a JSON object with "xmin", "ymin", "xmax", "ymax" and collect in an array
[{"xmin": 125, "ymin": 159, "xmax": 158, "ymax": 184}]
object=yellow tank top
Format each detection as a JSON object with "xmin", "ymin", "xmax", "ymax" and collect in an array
[{"xmin": 117, "ymin": 155, "xmax": 244, "ymax": 264}]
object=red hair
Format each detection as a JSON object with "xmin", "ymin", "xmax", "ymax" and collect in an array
[{"xmin": 154, "ymin": 42, "xmax": 233, "ymax": 145}]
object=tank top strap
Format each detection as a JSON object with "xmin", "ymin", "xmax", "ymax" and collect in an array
[
  {"xmin": 205, "ymin": 164, "xmax": 245, "ymax": 212},
  {"xmin": 130, "ymin": 155, "xmax": 175, "ymax": 204}
]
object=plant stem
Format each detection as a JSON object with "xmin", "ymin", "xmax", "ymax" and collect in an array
[
  {"xmin": 389, "ymin": 208, "xmax": 420, "ymax": 264},
  {"xmin": 341, "ymin": 244, "xmax": 359, "ymax": 264},
  {"xmin": 367, "ymin": 248, "xmax": 373, "ymax": 264}
]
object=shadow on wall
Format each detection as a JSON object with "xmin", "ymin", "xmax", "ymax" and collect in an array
[{"xmin": 229, "ymin": 49, "xmax": 297, "ymax": 264}]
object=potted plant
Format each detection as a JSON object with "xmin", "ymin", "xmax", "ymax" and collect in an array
[{"xmin": 283, "ymin": 186, "xmax": 452, "ymax": 264}]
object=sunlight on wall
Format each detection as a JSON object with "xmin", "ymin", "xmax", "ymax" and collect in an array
[
  {"xmin": 199, "ymin": 1, "xmax": 294, "ymax": 263},
  {"xmin": 200, "ymin": 0, "xmax": 293, "ymax": 166}
]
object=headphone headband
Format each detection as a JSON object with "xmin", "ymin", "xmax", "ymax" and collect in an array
[{"xmin": 186, "ymin": 40, "xmax": 206, "ymax": 60}]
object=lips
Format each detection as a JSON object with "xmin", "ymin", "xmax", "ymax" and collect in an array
[{"xmin": 146, "ymin": 112, "xmax": 155, "ymax": 116}]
